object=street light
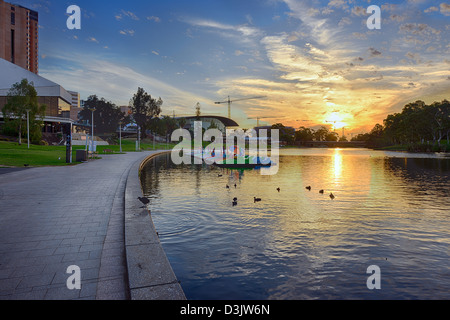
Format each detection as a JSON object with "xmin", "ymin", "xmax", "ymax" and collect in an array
[
  {"xmin": 119, "ymin": 120, "xmax": 122, "ymax": 153},
  {"xmin": 137, "ymin": 125, "xmax": 141, "ymax": 151},
  {"xmin": 26, "ymin": 110, "xmax": 30, "ymax": 149},
  {"xmin": 89, "ymin": 107, "xmax": 96, "ymax": 157}
]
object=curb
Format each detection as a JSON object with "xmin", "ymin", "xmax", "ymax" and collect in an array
[{"xmin": 124, "ymin": 151, "xmax": 186, "ymax": 300}]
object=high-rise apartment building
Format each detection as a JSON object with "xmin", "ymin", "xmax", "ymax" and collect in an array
[{"xmin": 0, "ymin": 0, "xmax": 39, "ymax": 74}]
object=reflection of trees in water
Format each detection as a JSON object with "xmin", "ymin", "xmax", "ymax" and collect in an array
[
  {"xmin": 140, "ymin": 155, "xmax": 167, "ymax": 200},
  {"xmin": 140, "ymin": 154, "xmax": 213, "ymax": 199},
  {"xmin": 383, "ymin": 157, "xmax": 450, "ymax": 198}
]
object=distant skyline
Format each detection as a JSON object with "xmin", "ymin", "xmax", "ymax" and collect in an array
[{"xmin": 10, "ymin": 0, "xmax": 450, "ymax": 134}]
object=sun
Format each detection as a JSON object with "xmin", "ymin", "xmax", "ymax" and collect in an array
[{"xmin": 324, "ymin": 112, "xmax": 347, "ymax": 130}]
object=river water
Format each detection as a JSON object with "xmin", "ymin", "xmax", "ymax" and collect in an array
[{"xmin": 140, "ymin": 148, "xmax": 450, "ymax": 300}]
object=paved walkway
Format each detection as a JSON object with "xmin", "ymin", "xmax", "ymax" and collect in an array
[{"xmin": 0, "ymin": 151, "xmax": 161, "ymax": 300}]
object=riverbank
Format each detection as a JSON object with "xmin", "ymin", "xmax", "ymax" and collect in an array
[
  {"xmin": 124, "ymin": 152, "xmax": 186, "ymax": 300},
  {"xmin": 374, "ymin": 142, "xmax": 450, "ymax": 153}
]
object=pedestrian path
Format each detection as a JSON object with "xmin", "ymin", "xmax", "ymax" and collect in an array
[{"xmin": 0, "ymin": 151, "xmax": 164, "ymax": 300}]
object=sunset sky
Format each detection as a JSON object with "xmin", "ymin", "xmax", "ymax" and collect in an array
[{"xmin": 13, "ymin": 0, "xmax": 450, "ymax": 135}]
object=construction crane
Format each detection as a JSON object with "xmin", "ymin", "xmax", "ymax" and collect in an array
[
  {"xmin": 215, "ymin": 96, "xmax": 266, "ymax": 119},
  {"xmin": 247, "ymin": 116, "xmax": 272, "ymax": 127}
]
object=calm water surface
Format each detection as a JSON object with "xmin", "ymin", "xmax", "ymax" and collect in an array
[{"xmin": 140, "ymin": 148, "xmax": 450, "ymax": 300}]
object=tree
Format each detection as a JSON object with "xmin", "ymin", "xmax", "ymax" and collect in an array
[
  {"xmin": 129, "ymin": 87, "xmax": 162, "ymax": 137},
  {"xmin": 441, "ymin": 100, "xmax": 450, "ymax": 143},
  {"xmin": 366, "ymin": 123, "xmax": 385, "ymax": 147},
  {"xmin": 177, "ymin": 117, "xmax": 187, "ymax": 129},
  {"xmin": 426, "ymin": 100, "xmax": 450, "ymax": 145},
  {"xmin": 325, "ymin": 131, "xmax": 339, "ymax": 141},
  {"xmin": 157, "ymin": 116, "xmax": 178, "ymax": 141},
  {"xmin": 78, "ymin": 95, "xmax": 125, "ymax": 134},
  {"xmin": 351, "ymin": 133, "xmax": 371, "ymax": 142},
  {"xmin": 314, "ymin": 126, "xmax": 329, "ymax": 141},
  {"xmin": 383, "ymin": 113, "xmax": 403, "ymax": 145},
  {"xmin": 2, "ymin": 79, "xmax": 46, "ymax": 145},
  {"xmin": 295, "ymin": 126, "xmax": 315, "ymax": 142},
  {"xmin": 271, "ymin": 123, "xmax": 295, "ymax": 144}
]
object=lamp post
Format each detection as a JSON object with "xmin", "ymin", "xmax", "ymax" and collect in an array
[
  {"xmin": 89, "ymin": 108, "xmax": 96, "ymax": 157},
  {"xmin": 26, "ymin": 110, "xmax": 30, "ymax": 149},
  {"xmin": 137, "ymin": 125, "xmax": 141, "ymax": 151},
  {"xmin": 119, "ymin": 121, "xmax": 122, "ymax": 153}
]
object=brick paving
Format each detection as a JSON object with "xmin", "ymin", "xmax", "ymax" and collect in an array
[{"xmin": 0, "ymin": 151, "xmax": 159, "ymax": 300}]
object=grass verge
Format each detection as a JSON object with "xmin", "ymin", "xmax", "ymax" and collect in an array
[{"xmin": 0, "ymin": 139, "xmax": 176, "ymax": 167}]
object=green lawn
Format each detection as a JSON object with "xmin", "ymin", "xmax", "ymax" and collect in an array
[
  {"xmin": 0, "ymin": 139, "xmax": 176, "ymax": 167},
  {"xmin": 0, "ymin": 141, "xmax": 75, "ymax": 167}
]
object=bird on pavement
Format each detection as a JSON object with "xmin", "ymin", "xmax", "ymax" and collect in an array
[
  {"xmin": 138, "ymin": 197, "xmax": 150, "ymax": 208},
  {"xmin": 306, "ymin": 186, "xmax": 311, "ymax": 191},
  {"xmin": 319, "ymin": 190, "xmax": 324, "ymax": 194},
  {"xmin": 277, "ymin": 188, "xmax": 281, "ymax": 192},
  {"xmin": 330, "ymin": 193, "xmax": 335, "ymax": 200}
]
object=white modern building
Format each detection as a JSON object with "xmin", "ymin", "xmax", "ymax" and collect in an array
[{"xmin": 0, "ymin": 57, "xmax": 74, "ymax": 133}]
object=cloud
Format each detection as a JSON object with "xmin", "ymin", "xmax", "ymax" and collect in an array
[
  {"xmin": 338, "ymin": 17, "xmax": 351, "ymax": 27},
  {"xmin": 399, "ymin": 23, "xmax": 441, "ymax": 40},
  {"xmin": 424, "ymin": 6, "xmax": 439, "ymax": 13},
  {"xmin": 381, "ymin": 4, "xmax": 398, "ymax": 12},
  {"xmin": 116, "ymin": 10, "xmax": 139, "ymax": 21},
  {"xmin": 390, "ymin": 14, "xmax": 407, "ymax": 23},
  {"xmin": 87, "ymin": 37, "xmax": 99, "ymax": 43},
  {"xmin": 181, "ymin": 17, "xmax": 263, "ymax": 46},
  {"xmin": 147, "ymin": 16, "xmax": 161, "ymax": 23},
  {"xmin": 283, "ymin": 0, "xmax": 339, "ymax": 46},
  {"xmin": 119, "ymin": 29, "xmax": 135, "ymax": 36},
  {"xmin": 351, "ymin": 6, "xmax": 366, "ymax": 17},
  {"xmin": 368, "ymin": 47, "xmax": 382, "ymax": 57},
  {"xmin": 441, "ymin": 3, "xmax": 450, "ymax": 16},
  {"xmin": 327, "ymin": 0, "xmax": 349, "ymax": 10},
  {"xmin": 352, "ymin": 32, "xmax": 367, "ymax": 40},
  {"xmin": 187, "ymin": 18, "xmax": 262, "ymax": 38},
  {"xmin": 405, "ymin": 52, "xmax": 422, "ymax": 63},
  {"xmin": 261, "ymin": 34, "xmax": 324, "ymax": 81},
  {"xmin": 39, "ymin": 52, "xmax": 213, "ymax": 110}
]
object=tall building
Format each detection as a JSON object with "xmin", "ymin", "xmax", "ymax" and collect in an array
[
  {"xmin": 0, "ymin": 0, "xmax": 39, "ymax": 74},
  {"xmin": 68, "ymin": 91, "xmax": 82, "ymax": 121}
]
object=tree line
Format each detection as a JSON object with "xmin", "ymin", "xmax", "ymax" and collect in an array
[
  {"xmin": 270, "ymin": 123, "xmax": 342, "ymax": 144},
  {"xmin": 352, "ymin": 100, "xmax": 450, "ymax": 151},
  {"xmin": 79, "ymin": 87, "xmax": 184, "ymax": 139}
]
